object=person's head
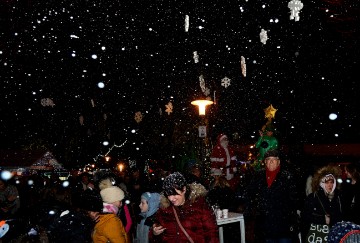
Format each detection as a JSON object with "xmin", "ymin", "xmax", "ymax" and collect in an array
[
  {"xmin": 345, "ymin": 163, "xmax": 360, "ymax": 182},
  {"xmin": 99, "ymin": 178, "xmax": 125, "ymax": 208},
  {"xmin": 163, "ymin": 172, "xmax": 189, "ymax": 206},
  {"xmin": 320, "ymin": 174, "xmax": 336, "ymax": 194},
  {"xmin": 264, "ymin": 149, "xmax": 280, "ymax": 171},
  {"xmin": 217, "ymin": 134, "xmax": 229, "ymax": 148},
  {"xmin": 213, "ymin": 176, "xmax": 230, "ymax": 188},
  {"xmin": 211, "ymin": 168, "xmax": 223, "ymax": 179},
  {"xmin": 139, "ymin": 192, "xmax": 161, "ymax": 216},
  {"xmin": 80, "ymin": 172, "xmax": 91, "ymax": 185},
  {"xmin": 191, "ymin": 166, "xmax": 201, "ymax": 178},
  {"xmin": 0, "ymin": 179, "xmax": 8, "ymax": 191},
  {"xmin": 80, "ymin": 190, "xmax": 104, "ymax": 220}
]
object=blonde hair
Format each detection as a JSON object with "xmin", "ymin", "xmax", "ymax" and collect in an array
[{"xmin": 213, "ymin": 176, "xmax": 230, "ymax": 188}]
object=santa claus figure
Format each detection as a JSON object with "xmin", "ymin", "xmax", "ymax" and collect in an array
[{"xmin": 210, "ymin": 134, "xmax": 237, "ymax": 180}]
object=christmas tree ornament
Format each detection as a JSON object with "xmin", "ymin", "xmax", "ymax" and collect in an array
[
  {"xmin": 165, "ymin": 102, "xmax": 173, "ymax": 115},
  {"xmin": 134, "ymin": 111, "xmax": 143, "ymax": 123},
  {"xmin": 79, "ymin": 115, "xmax": 84, "ymax": 125},
  {"xmin": 260, "ymin": 29, "xmax": 268, "ymax": 44},
  {"xmin": 221, "ymin": 76, "xmax": 231, "ymax": 88},
  {"xmin": 185, "ymin": 15, "xmax": 189, "ymax": 32},
  {"xmin": 193, "ymin": 51, "xmax": 199, "ymax": 63},
  {"xmin": 288, "ymin": 0, "xmax": 304, "ymax": 22},
  {"xmin": 241, "ymin": 56, "xmax": 247, "ymax": 77},
  {"xmin": 199, "ymin": 75, "xmax": 205, "ymax": 93},
  {"xmin": 40, "ymin": 98, "xmax": 55, "ymax": 107}
]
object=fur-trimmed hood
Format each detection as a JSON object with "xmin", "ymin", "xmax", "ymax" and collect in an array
[
  {"xmin": 311, "ymin": 165, "xmax": 342, "ymax": 193},
  {"xmin": 159, "ymin": 183, "xmax": 208, "ymax": 208}
]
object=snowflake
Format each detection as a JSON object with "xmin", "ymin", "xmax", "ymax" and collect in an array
[
  {"xmin": 260, "ymin": 29, "xmax": 268, "ymax": 44},
  {"xmin": 165, "ymin": 102, "xmax": 173, "ymax": 115},
  {"xmin": 221, "ymin": 77, "xmax": 231, "ymax": 88},
  {"xmin": 40, "ymin": 98, "xmax": 55, "ymax": 107},
  {"xmin": 288, "ymin": 0, "xmax": 303, "ymax": 22},
  {"xmin": 134, "ymin": 111, "xmax": 143, "ymax": 123},
  {"xmin": 241, "ymin": 56, "xmax": 246, "ymax": 77}
]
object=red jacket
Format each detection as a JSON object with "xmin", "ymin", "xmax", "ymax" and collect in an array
[{"xmin": 151, "ymin": 184, "xmax": 219, "ymax": 243}]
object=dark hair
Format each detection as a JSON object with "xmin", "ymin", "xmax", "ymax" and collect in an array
[
  {"xmin": 345, "ymin": 163, "xmax": 360, "ymax": 181},
  {"xmin": 163, "ymin": 172, "xmax": 187, "ymax": 197}
]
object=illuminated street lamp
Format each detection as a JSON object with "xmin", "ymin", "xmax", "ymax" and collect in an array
[{"xmin": 191, "ymin": 99, "xmax": 213, "ymax": 116}]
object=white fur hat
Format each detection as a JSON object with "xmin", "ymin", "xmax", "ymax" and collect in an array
[{"xmin": 100, "ymin": 186, "xmax": 125, "ymax": 203}]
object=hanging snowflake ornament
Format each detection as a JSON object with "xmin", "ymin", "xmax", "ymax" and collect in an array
[
  {"xmin": 40, "ymin": 98, "xmax": 55, "ymax": 107},
  {"xmin": 204, "ymin": 87, "xmax": 211, "ymax": 96},
  {"xmin": 79, "ymin": 115, "xmax": 84, "ymax": 125},
  {"xmin": 288, "ymin": 0, "xmax": 303, "ymax": 22},
  {"xmin": 165, "ymin": 102, "xmax": 173, "ymax": 115},
  {"xmin": 193, "ymin": 51, "xmax": 199, "ymax": 63},
  {"xmin": 134, "ymin": 111, "xmax": 143, "ymax": 123},
  {"xmin": 199, "ymin": 75, "xmax": 205, "ymax": 93},
  {"xmin": 185, "ymin": 15, "xmax": 190, "ymax": 32},
  {"xmin": 241, "ymin": 56, "xmax": 247, "ymax": 77},
  {"xmin": 221, "ymin": 76, "xmax": 231, "ymax": 88},
  {"xmin": 260, "ymin": 29, "xmax": 268, "ymax": 44}
]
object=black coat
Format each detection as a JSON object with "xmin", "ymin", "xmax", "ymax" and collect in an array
[
  {"xmin": 341, "ymin": 181, "xmax": 360, "ymax": 224},
  {"xmin": 245, "ymin": 167, "xmax": 300, "ymax": 240},
  {"xmin": 301, "ymin": 188, "xmax": 342, "ymax": 227}
]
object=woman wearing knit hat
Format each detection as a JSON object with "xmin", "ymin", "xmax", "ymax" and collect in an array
[
  {"xmin": 301, "ymin": 165, "xmax": 343, "ymax": 241},
  {"xmin": 99, "ymin": 178, "xmax": 133, "ymax": 240},
  {"xmin": 151, "ymin": 172, "xmax": 219, "ymax": 243},
  {"xmin": 134, "ymin": 192, "xmax": 161, "ymax": 243}
]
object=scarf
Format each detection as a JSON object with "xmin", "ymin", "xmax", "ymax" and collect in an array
[{"xmin": 266, "ymin": 165, "xmax": 280, "ymax": 188}]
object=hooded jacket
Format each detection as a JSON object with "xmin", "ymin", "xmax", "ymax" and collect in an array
[
  {"xmin": 301, "ymin": 165, "xmax": 343, "ymax": 227},
  {"xmin": 92, "ymin": 213, "xmax": 128, "ymax": 243},
  {"xmin": 151, "ymin": 183, "xmax": 219, "ymax": 243},
  {"xmin": 136, "ymin": 192, "xmax": 161, "ymax": 243}
]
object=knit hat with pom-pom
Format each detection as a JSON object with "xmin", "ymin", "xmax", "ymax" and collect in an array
[{"xmin": 99, "ymin": 178, "xmax": 125, "ymax": 203}]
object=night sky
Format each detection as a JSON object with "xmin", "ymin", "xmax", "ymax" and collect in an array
[{"xmin": 0, "ymin": 0, "xmax": 359, "ymax": 168}]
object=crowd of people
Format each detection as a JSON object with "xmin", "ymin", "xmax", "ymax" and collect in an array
[{"xmin": 0, "ymin": 143, "xmax": 359, "ymax": 242}]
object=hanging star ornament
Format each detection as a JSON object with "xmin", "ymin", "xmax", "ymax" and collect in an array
[
  {"xmin": 134, "ymin": 111, "xmax": 143, "ymax": 123},
  {"xmin": 165, "ymin": 102, "xmax": 173, "ymax": 115},
  {"xmin": 264, "ymin": 104, "xmax": 277, "ymax": 120}
]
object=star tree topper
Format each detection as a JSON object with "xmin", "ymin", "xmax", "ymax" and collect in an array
[{"xmin": 264, "ymin": 104, "xmax": 277, "ymax": 120}]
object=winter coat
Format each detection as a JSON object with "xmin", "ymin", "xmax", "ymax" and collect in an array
[
  {"xmin": 136, "ymin": 193, "xmax": 161, "ymax": 243},
  {"xmin": 92, "ymin": 213, "xmax": 128, "ymax": 243},
  {"xmin": 210, "ymin": 134, "xmax": 237, "ymax": 176},
  {"xmin": 245, "ymin": 166, "xmax": 300, "ymax": 240},
  {"xmin": 341, "ymin": 180, "xmax": 360, "ymax": 224},
  {"xmin": 302, "ymin": 188, "xmax": 342, "ymax": 226},
  {"xmin": 152, "ymin": 183, "xmax": 219, "ymax": 243}
]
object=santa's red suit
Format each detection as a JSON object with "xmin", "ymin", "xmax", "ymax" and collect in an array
[{"xmin": 210, "ymin": 134, "xmax": 237, "ymax": 180}]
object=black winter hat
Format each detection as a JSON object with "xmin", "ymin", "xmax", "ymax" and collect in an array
[
  {"xmin": 264, "ymin": 149, "xmax": 280, "ymax": 158},
  {"xmin": 79, "ymin": 190, "xmax": 103, "ymax": 212}
]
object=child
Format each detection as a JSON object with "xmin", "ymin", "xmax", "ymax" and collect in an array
[{"xmin": 135, "ymin": 192, "xmax": 161, "ymax": 243}]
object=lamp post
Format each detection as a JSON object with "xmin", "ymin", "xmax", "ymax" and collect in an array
[{"xmin": 191, "ymin": 98, "xmax": 213, "ymax": 175}]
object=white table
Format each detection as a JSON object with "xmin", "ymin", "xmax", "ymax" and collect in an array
[{"xmin": 216, "ymin": 212, "xmax": 245, "ymax": 243}]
